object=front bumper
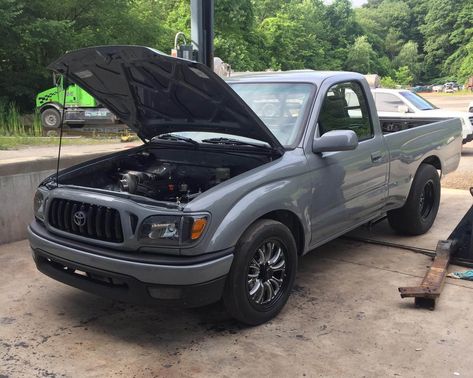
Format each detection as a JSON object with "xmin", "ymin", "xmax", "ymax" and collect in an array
[
  {"xmin": 64, "ymin": 108, "xmax": 117, "ymax": 125},
  {"xmin": 28, "ymin": 223, "xmax": 233, "ymax": 307}
]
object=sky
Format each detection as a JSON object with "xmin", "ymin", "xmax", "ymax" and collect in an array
[{"xmin": 351, "ymin": 0, "xmax": 367, "ymax": 6}]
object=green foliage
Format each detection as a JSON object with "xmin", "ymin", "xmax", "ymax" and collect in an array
[
  {"xmin": 380, "ymin": 76, "xmax": 397, "ymax": 88},
  {"xmin": 394, "ymin": 41, "xmax": 422, "ymax": 82},
  {"xmin": 0, "ymin": 101, "xmax": 41, "ymax": 137},
  {"xmin": 345, "ymin": 36, "xmax": 375, "ymax": 73},
  {"xmin": 395, "ymin": 66, "xmax": 413, "ymax": 86},
  {"xmin": 1, "ymin": 0, "xmax": 473, "ymax": 114}
]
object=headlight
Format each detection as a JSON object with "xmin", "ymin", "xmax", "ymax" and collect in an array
[
  {"xmin": 33, "ymin": 190, "xmax": 45, "ymax": 221},
  {"xmin": 138, "ymin": 215, "xmax": 208, "ymax": 246}
]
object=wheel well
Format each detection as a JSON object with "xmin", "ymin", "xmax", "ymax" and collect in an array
[
  {"xmin": 421, "ymin": 155, "xmax": 441, "ymax": 172},
  {"xmin": 39, "ymin": 104, "xmax": 62, "ymax": 114},
  {"xmin": 259, "ymin": 210, "xmax": 305, "ymax": 255}
]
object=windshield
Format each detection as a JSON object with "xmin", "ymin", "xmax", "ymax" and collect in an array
[
  {"xmin": 170, "ymin": 82, "xmax": 314, "ymax": 148},
  {"xmin": 400, "ymin": 91, "xmax": 437, "ymax": 111},
  {"xmin": 228, "ymin": 83, "xmax": 313, "ymax": 146}
]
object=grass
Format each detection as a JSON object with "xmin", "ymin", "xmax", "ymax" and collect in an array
[
  {"xmin": 0, "ymin": 101, "xmax": 123, "ymax": 150},
  {"xmin": 0, "ymin": 136, "xmax": 120, "ymax": 150},
  {"xmin": 0, "ymin": 101, "xmax": 42, "ymax": 137}
]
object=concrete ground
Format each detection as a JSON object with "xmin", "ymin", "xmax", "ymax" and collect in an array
[
  {"xmin": 2, "ymin": 189, "xmax": 473, "ymax": 377},
  {"xmin": 0, "ymin": 142, "xmax": 140, "ymax": 167},
  {"xmin": 442, "ymin": 141, "xmax": 473, "ymax": 190},
  {"xmin": 347, "ymin": 188, "xmax": 472, "ymax": 251},
  {"xmin": 421, "ymin": 93, "xmax": 473, "ymax": 112}
]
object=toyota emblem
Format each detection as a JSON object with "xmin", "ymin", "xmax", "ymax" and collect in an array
[{"xmin": 73, "ymin": 211, "xmax": 87, "ymax": 227}]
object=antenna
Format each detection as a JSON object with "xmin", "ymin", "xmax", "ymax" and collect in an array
[{"xmin": 56, "ymin": 65, "xmax": 69, "ymax": 187}]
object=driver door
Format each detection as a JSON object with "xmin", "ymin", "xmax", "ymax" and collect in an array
[{"xmin": 307, "ymin": 81, "xmax": 389, "ymax": 247}]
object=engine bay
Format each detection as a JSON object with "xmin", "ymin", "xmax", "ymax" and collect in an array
[
  {"xmin": 61, "ymin": 147, "xmax": 271, "ymax": 203},
  {"xmin": 112, "ymin": 161, "xmax": 231, "ymax": 203}
]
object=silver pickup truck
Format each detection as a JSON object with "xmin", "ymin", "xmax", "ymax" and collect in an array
[{"xmin": 28, "ymin": 46, "xmax": 462, "ymax": 325}]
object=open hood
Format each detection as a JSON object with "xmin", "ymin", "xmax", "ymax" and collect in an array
[{"xmin": 48, "ymin": 45, "xmax": 284, "ymax": 151}]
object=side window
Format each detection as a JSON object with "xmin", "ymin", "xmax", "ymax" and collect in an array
[
  {"xmin": 374, "ymin": 93, "xmax": 405, "ymax": 112},
  {"xmin": 318, "ymin": 81, "xmax": 373, "ymax": 141}
]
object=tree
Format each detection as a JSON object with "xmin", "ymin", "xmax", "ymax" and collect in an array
[
  {"xmin": 1, "ymin": 0, "xmax": 472, "ymax": 111},
  {"xmin": 323, "ymin": 0, "xmax": 361, "ymax": 70},
  {"xmin": 256, "ymin": 0, "xmax": 330, "ymax": 71},
  {"xmin": 420, "ymin": 0, "xmax": 465, "ymax": 80},
  {"xmin": 345, "ymin": 36, "xmax": 375, "ymax": 73},
  {"xmin": 442, "ymin": 1, "xmax": 473, "ymax": 82},
  {"xmin": 380, "ymin": 76, "xmax": 397, "ymax": 88},
  {"xmin": 395, "ymin": 66, "xmax": 413, "ymax": 86},
  {"xmin": 394, "ymin": 41, "xmax": 422, "ymax": 83}
]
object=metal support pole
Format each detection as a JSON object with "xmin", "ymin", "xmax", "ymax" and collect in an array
[{"xmin": 190, "ymin": 0, "xmax": 214, "ymax": 69}]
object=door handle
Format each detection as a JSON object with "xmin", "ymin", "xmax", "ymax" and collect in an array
[{"xmin": 371, "ymin": 152, "xmax": 383, "ymax": 163}]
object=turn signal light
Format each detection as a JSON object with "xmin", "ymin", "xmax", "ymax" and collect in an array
[{"xmin": 191, "ymin": 218, "xmax": 207, "ymax": 240}]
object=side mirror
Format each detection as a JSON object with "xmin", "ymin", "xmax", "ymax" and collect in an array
[
  {"xmin": 397, "ymin": 105, "xmax": 410, "ymax": 113},
  {"xmin": 313, "ymin": 130, "xmax": 358, "ymax": 153}
]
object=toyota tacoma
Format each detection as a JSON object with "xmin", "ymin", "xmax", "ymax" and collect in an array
[{"xmin": 29, "ymin": 46, "xmax": 462, "ymax": 325}]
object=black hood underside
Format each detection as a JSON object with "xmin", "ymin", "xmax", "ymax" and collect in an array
[{"xmin": 48, "ymin": 45, "xmax": 283, "ymax": 151}]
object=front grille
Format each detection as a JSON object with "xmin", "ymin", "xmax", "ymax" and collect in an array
[{"xmin": 48, "ymin": 198, "xmax": 123, "ymax": 243}]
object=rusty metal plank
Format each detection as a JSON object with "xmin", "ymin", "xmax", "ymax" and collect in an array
[{"xmin": 398, "ymin": 240, "xmax": 452, "ymax": 309}]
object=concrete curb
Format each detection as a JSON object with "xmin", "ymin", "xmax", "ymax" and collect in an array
[{"xmin": 0, "ymin": 152, "xmax": 110, "ymax": 245}]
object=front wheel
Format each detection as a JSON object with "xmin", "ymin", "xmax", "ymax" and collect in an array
[
  {"xmin": 223, "ymin": 219, "xmax": 298, "ymax": 325},
  {"xmin": 387, "ymin": 164, "xmax": 440, "ymax": 235},
  {"xmin": 41, "ymin": 108, "xmax": 61, "ymax": 129}
]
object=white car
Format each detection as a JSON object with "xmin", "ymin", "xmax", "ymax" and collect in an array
[
  {"xmin": 372, "ymin": 88, "xmax": 473, "ymax": 144},
  {"xmin": 469, "ymin": 101, "xmax": 473, "ymax": 113}
]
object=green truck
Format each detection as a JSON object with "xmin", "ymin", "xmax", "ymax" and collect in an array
[{"xmin": 36, "ymin": 74, "xmax": 117, "ymax": 134}]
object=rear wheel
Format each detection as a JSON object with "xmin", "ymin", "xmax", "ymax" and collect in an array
[
  {"xmin": 387, "ymin": 163, "xmax": 440, "ymax": 235},
  {"xmin": 223, "ymin": 219, "xmax": 297, "ymax": 325}
]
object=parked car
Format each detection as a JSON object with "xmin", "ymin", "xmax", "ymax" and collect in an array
[
  {"xmin": 444, "ymin": 82, "xmax": 460, "ymax": 93},
  {"xmin": 432, "ymin": 84, "xmax": 444, "ymax": 92},
  {"xmin": 28, "ymin": 46, "xmax": 463, "ymax": 325},
  {"xmin": 373, "ymin": 88, "xmax": 473, "ymax": 144},
  {"xmin": 412, "ymin": 85, "xmax": 432, "ymax": 93}
]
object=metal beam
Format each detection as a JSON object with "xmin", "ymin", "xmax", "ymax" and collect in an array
[
  {"xmin": 398, "ymin": 240, "xmax": 452, "ymax": 309},
  {"xmin": 190, "ymin": 0, "xmax": 214, "ymax": 69}
]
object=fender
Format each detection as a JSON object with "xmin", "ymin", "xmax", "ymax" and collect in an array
[
  {"xmin": 39, "ymin": 102, "xmax": 63, "ymax": 114},
  {"xmin": 206, "ymin": 177, "xmax": 312, "ymax": 254}
]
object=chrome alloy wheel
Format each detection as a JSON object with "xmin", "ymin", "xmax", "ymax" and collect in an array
[{"xmin": 247, "ymin": 240, "xmax": 286, "ymax": 305}]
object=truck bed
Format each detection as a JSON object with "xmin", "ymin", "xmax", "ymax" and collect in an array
[{"xmin": 381, "ymin": 116, "xmax": 462, "ymax": 209}]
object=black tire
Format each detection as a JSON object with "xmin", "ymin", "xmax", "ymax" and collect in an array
[
  {"xmin": 223, "ymin": 219, "xmax": 297, "ymax": 325},
  {"xmin": 42, "ymin": 128, "xmax": 59, "ymax": 137},
  {"xmin": 41, "ymin": 108, "xmax": 61, "ymax": 129},
  {"xmin": 387, "ymin": 164, "xmax": 440, "ymax": 235}
]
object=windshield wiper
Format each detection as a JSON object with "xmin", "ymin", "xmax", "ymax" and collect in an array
[
  {"xmin": 202, "ymin": 137, "xmax": 271, "ymax": 149},
  {"xmin": 152, "ymin": 134, "xmax": 199, "ymax": 146}
]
